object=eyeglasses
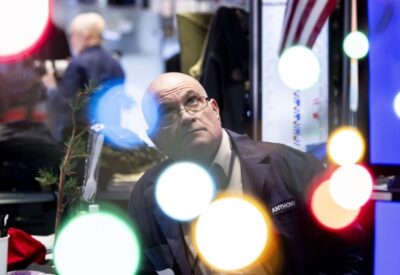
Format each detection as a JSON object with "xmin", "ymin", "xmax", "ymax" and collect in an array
[{"xmin": 159, "ymin": 96, "xmax": 209, "ymax": 129}]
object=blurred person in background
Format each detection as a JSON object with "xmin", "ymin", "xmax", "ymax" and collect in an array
[{"xmin": 42, "ymin": 12, "xmax": 125, "ymax": 142}]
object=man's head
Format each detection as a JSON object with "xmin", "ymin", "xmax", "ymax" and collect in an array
[
  {"xmin": 69, "ymin": 12, "xmax": 105, "ymax": 55},
  {"xmin": 142, "ymin": 72, "xmax": 223, "ymax": 165}
]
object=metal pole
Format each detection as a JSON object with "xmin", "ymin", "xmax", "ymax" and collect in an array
[{"xmin": 250, "ymin": 0, "xmax": 261, "ymax": 140}]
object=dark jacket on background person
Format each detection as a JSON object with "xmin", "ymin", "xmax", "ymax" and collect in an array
[
  {"xmin": 47, "ymin": 45, "xmax": 125, "ymax": 141},
  {"xmin": 199, "ymin": 7, "xmax": 250, "ymax": 135},
  {"xmin": 128, "ymin": 130, "xmax": 366, "ymax": 275}
]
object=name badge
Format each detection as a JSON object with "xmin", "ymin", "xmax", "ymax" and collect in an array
[{"xmin": 271, "ymin": 200, "xmax": 296, "ymax": 215}]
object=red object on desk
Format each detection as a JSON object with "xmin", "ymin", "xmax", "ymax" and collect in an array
[
  {"xmin": 0, "ymin": 107, "xmax": 46, "ymax": 124},
  {"xmin": 7, "ymin": 227, "xmax": 46, "ymax": 271}
]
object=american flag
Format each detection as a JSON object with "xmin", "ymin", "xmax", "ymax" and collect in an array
[{"xmin": 279, "ymin": 0, "xmax": 338, "ymax": 54}]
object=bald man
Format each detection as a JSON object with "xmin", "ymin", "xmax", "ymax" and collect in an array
[
  {"xmin": 143, "ymin": 72, "xmax": 223, "ymax": 165},
  {"xmin": 43, "ymin": 12, "xmax": 125, "ymax": 141},
  {"xmin": 128, "ymin": 73, "xmax": 365, "ymax": 274}
]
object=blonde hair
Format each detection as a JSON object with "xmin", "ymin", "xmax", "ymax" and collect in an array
[{"xmin": 70, "ymin": 12, "xmax": 105, "ymax": 45}]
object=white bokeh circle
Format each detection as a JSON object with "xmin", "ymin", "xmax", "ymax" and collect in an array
[
  {"xmin": 155, "ymin": 162, "xmax": 215, "ymax": 221},
  {"xmin": 278, "ymin": 45, "xmax": 320, "ymax": 90}
]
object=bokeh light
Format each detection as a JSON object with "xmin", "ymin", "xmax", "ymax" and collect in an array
[
  {"xmin": 156, "ymin": 162, "xmax": 215, "ymax": 221},
  {"xmin": 0, "ymin": 0, "xmax": 50, "ymax": 61},
  {"xmin": 311, "ymin": 180, "xmax": 360, "ymax": 230},
  {"xmin": 140, "ymin": 91, "xmax": 160, "ymax": 136},
  {"xmin": 89, "ymin": 80, "xmax": 143, "ymax": 149},
  {"xmin": 343, "ymin": 31, "xmax": 369, "ymax": 59},
  {"xmin": 54, "ymin": 212, "xmax": 140, "ymax": 275},
  {"xmin": 394, "ymin": 92, "xmax": 400, "ymax": 118},
  {"xmin": 329, "ymin": 164, "xmax": 373, "ymax": 210},
  {"xmin": 195, "ymin": 196, "xmax": 268, "ymax": 271},
  {"xmin": 278, "ymin": 45, "xmax": 320, "ymax": 90},
  {"xmin": 328, "ymin": 127, "xmax": 365, "ymax": 166}
]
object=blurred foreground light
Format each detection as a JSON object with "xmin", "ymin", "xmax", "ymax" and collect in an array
[
  {"xmin": 89, "ymin": 80, "xmax": 143, "ymax": 149},
  {"xmin": 156, "ymin": 162, "xmax": 215, "ymax": 221},
  {"xmin": 343, "ymin": 31, "xmax": 369, "ymax": 59},
  {"xmin": 311, "ymin": 180, "xmax": 360, "ymax": 230},
  {"xmin": 328, "ymin": 127, "xmax": 365, "ymax": 166},
  {"xmin": 195, "ymin": 196, "xmax": 268, "ymax": 271},
  {"xmin": 141, "ymin": 92, "xmax": 160, "ymax": 135},
  {"xmin": 329, "ymin": 164, "xmax": 373, "ymax": 210},
  {"xmin": 54, "ymin": 212, "xmax": 140, "ymax": 275},
  {"xmin": 394, "ymin": 92, "xmax": 400, "ymax": 118},
  {"xmin": 0, "ymin": 0, "xmax": 50, "ymax": 62},
  {"xmin": 278, "ymin": 45, "xmax": 320, "ymax": 90}
]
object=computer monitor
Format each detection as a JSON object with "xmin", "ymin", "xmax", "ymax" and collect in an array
[
  {"xmin": 374, "ymin": 200, "xmax": 400, "ymax": 274},
  {"xmin": 359, "ymin": 0, "xmax": 400, "ymax": 177}
]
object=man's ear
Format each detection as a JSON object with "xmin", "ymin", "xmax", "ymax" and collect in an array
[
  {"xmin": 210, "ymin": 98, "xmax": 219, "ymax": 113},
  {"xmin": 210, "ymin": 99, "xmax": 221, "ymax": 119}
]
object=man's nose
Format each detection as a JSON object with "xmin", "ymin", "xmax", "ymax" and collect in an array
[{"xmin": 179, "ymin": 109, "xmax": 196, "ymax": 124}]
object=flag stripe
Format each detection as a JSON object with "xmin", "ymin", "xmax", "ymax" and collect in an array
[
  {"xmin": 306, "ymin": 0, "xmax": 337, "ymax": 46},
  {"xmin": 283, "ymin": 0, "xmax": 308, "ymax": 51},
  {"xmin": 279, "ymin": 0, "xmax": 298, "ymax": 52},
  {"xmin": 293, "ymin": 0, "xmax": 317, "ymax": 43},
  {"xmin": 279, "ymin": 0, "xmax": 337, "ymax": 54},
  {"xmin": 298, "ymin": 0, "xmax": 326, "ymax": 45}
]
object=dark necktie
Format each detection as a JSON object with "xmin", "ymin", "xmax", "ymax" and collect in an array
[{"xmin": 210, "ymin": 163, "xmax": 229, "ymax": 191}]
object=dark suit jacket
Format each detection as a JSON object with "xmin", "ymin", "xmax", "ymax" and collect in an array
[
  {"xmin": 199, "ymin": 7, "xmax": 250, "ymax": 134},
  {"xmin": 128, "ymin": 130, "xmax": 365, "ymax": 274}
]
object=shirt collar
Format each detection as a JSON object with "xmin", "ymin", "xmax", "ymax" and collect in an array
[{"xmin": 212, "ymin": 130, "xmax": 233, "ymax": 176}]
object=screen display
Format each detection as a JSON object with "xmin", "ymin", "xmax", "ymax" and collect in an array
[
  {"xmin": 374, "ymin": 201, "xmax": 400, "ymax": 274},
  {"xmin": 368, "ymin": 0, "xmax": 400, "ymax": 165}
]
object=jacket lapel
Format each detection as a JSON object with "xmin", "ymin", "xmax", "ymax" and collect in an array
[
  {"xmin": 153, "ymin": 206, "xmax": 191, "ymax": 274},
  {"xmin": 143, "ymin": 167, "xmax": 191, "ymax": 275},
  {"xmin": 226, "ymin": 129, "xmax": 271, "ymax": 202}
]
